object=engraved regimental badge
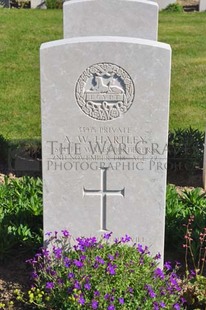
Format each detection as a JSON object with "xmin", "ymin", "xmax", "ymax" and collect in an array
[{"xmin": 75, "ymin": 63, "xmax": 135, "ymax": 121}]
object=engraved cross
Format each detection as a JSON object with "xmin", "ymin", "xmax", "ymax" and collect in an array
[{"xmin": 83, "ymin": 167, "xmax": 125, "ymax": 231}]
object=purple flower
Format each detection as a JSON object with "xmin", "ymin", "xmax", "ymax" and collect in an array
[
  {"xmin": 84, "ymin": 282, "xmax": 91, "ymax": 290},
  {"xmin": 45, "ymin": 231, "xmax": 52, "ymax": 237},
  {"xmin": 153, "ymin": 301, "xmax": 159, "ymax": 310},
  {"xmin": 154, "ymin": 252, "xmax": 161, "ymax": 260},
  {"xmin": 154, "ymin": 268, "xmax": 165, "ymax": 279},
  {"xmin": 170, "ymin": 275, "xmax": 178, "ymax": 286},
  {"xmin": 31, "ymin": 272, "xmax": 38, "ymax": 279},
  {"xmin": 180, "ymin": 297, "xmax": 186, "ymax": 304},
  {"xmin": 95, "ymin": 256, "xmax": 105, "ymax": 265},
  {"xmin": 114, "ymin": 238, "xmax": 119, "ymax": 244},
  {"xmin": 169, "ymin": 273, "xmax": 181, "ymax": 291},
  {"xmin": 173, "ymin": 304, "xmax": 180, "ymax": 310},
  {"xmin": 94, "ymin": 290, "xmax": 100, "ymax": 297},
  {"xmin": 103, "ymin": 232, "xmax": 113, "ymax": 240},
  {"xmin": 64, "ymin": 257, "xmax": 72, "ymax": 267},
  {"xmin": 108, "ymin": 305, "xmax": 115, "ymax": 310},
  {"xmin": 119, "ymin": 297, "xmax": 124, "ymax": 304},
  {"xmin": 104, "ymin": 293, "xmax": 110, "ymax": 300},
  {"xmin": 73, "ymin": 259, "xmax": 84, "ymax": 268},
  {"xmin": 121, "ymin": 234, "xmax": 132, "ymax": 243},
  {"xmin": 61, "ymin": 229, "xmax": 70, "ymax": 237},
  {"xmin": 127, "ymin": 287, "xmax": 134, "ymax": 294},
  {"xmin": 108, "ymin": 254, "xmax": 114, "ymax": 261},
  {"xmin": 41, "ymin": 248, "xmax": 50, "ymax": 257},
  {"xmin": 74, "ymin": 280, "xmax": 81, "ymax": 290},
  {"xmin": 46, "ymin": 267, "xmax": 53, "ymax": 275},
  {"xmin": 164, "ymin": 261, "xmax": 172, "ymax": 271},
  {"xmin": 145, "ymin": 284, "xmax": 156, "ymax": 298},
  {"xmin": 68, "ymin": 272, "xmax": 75, "ymax": 279},
  {"xmin": 160, "ymin": 287, "xmax": 166, "ymax": 296},
  {"xmin": 107, "ymin": 263, "xmax": 117, "ymax": 275},
  {"xmin": 160, "ymin": 302, "xmax": 166, "ymax": 308},
  {"xmin": 189, "ymin": 269, "xmax": 196, "ymax": 278},
  {"xmin": 76, "ymin": 237, "xmax": 97, "ymax": 251},
  {"xmin": 78, "ymin": 295, "xmax": 85, "ymax": 305},
  {"xmin": 92, "ymin": 300, "xmax": 99, "ymax": 309},
  {"xmin": 26, "ymin": 258, "xmax": 37, "ymax": 265},
  {"xmin": 137, "ymin": 244, "xmax": 144, "ymax": 254},
  {"xmin": 53, "ymin": 247, "xmax": 62, "ymax": 259},
  {"xmin": 137, "ymin": 244, "xmax": 150, "ymax": 255},
  {"xmin": 45, "ymin": 282, "xmax": 54, "ymax": 290}
]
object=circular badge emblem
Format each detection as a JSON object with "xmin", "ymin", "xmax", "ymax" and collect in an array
[{"xmin": 75, "ymin": 63, "xmax": 135, "ymax": 121}]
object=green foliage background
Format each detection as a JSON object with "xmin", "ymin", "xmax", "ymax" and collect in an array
[{"xmin": 0, "ymin": 177, "xmax": 43, "ymax": 262}]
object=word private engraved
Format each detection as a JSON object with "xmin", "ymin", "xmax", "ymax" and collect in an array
[{"xmin": 75, "ymin": 63, "xmax": 135, "ymax": 121}]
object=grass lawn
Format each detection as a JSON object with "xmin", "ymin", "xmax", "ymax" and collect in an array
[
  {"xmin": 0, "ymin": 9, "xmax": 63, "ymax": 140},
  {"xmin": 159, "ymin": 12, "xmax": 206, "ymax": 131},
  {"xmin": 0, "ymin": 9, "xmax": 205, "ymax": 140}
]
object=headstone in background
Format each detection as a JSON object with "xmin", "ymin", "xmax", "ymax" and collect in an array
[
  {"xmin": 150, "ymin": 0, "xmax": 176, "ymax": 10},
  {"xmin": 30, "ymin": 0, "xmax": 46, "ymax": 8},
  {"xmin": 63, "ymin": 0, "xmax": 158, "ymax": 40},
  {"xmin": 41, "ymin": 0, "xmax": 171, "ymax": 264},
  {"xmin": 0, "ymin": 0, "xmax": 9, "ymax": 7},
  {"xmin": 203, "ymin": 129, "xmax": 206, "ymax": 190},
  {"xmin": 199, "ymin": 0, "xmax": 206, "ymax": 11}
]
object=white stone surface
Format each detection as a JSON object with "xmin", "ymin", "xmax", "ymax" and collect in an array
[
  {"xmin": 199, "ymin": 0, "xmax": 206, "ymax": 11},
  {"xmin": 203, "ymin": 129, "xmax": 206, "ymax": 190},
  {"xmin": 41, "ymin": 35, "xmax": 171, "ymax": 261},
  {"xmin": 30, "ymin": 0, "xmax": 46, "ymax": 8},
  {"xmin": 63, "ymin": 0, "xmax": 159, "ymax": 41},
  {"xmin": 149, "ymin": 0, "xmax": 176, "ymax": 10}
]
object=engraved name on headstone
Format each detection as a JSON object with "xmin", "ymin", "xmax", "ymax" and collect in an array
[{"xmin": 41, "ymin": 0, "xmax": 171, "ymax": 264}]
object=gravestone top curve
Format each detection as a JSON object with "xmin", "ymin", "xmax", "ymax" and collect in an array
[{"xmin": 63, "ymin": 0, "xmax": 159, "ymax": 41}]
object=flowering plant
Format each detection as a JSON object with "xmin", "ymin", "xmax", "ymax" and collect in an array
[
  {"xmin": 16, "ymin": 231, "xmax": 183, "ymax": 309},
  {"xmin": 181, "ymin": 215, "xmax": 206, "ymax": 308}
]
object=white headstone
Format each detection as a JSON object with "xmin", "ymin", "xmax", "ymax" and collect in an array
[
  {"xmin": 63, "ymin": 0, "xmax": 159, "ymax": 40},
  {"xmin": 203, "ymin": 129, "xmax": 206, "ymax": 190},
  {"xmin": 30, "ymin": 0, "xmax": 46, "ymax": 8},
  {"xmin": 41, "ymin": 0, "xmax": 171, "ymax": 264},
  {"xmin": 199, "ymin": 0, "xmax": 206, "ymax": 11},
  {"xmin": 149, "ymin": 0, "xmax": 176, "ymax": 10}
]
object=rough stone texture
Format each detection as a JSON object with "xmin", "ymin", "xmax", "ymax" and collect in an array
[
  {"xmin": 41, "ymin": 35, "xmax": 171, "ymax": 261},
  {"xmin": 199, "ymin": 0, "xmax": 206, "ymax": 11},
  {"xmin": 63, "ymin": 0, "xmax": 158, "ymax": 40}
]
